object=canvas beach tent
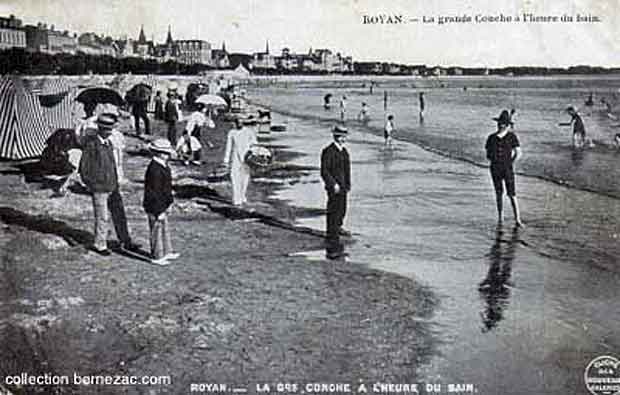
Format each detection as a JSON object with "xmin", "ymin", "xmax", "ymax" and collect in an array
[
  {"xmin": 37, "ymin": 77, "xmax": 75, "ymax": 131},
  {"xmin": 0, "ymin": 75, "xmax": 74, "ymax": 160}
]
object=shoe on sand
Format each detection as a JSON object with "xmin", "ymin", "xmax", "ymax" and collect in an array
[
  {"xmin": 92, "ymin": 248, "xmax": 111, "ymax": 256},
  {"xmin": 326, "ymin": 251, "xmax": 348, "ymax": 260},
  {"xmin": 165, "ymin": 252, "xmax": 180, "ymax": 260},
  {"xmin": 150, "ymin": 257, "xmax": 170, "ymax": 266}
]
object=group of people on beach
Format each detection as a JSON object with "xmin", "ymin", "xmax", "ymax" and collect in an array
[{"xmin": 61, "ymin": 85, "xmax": 262, "ymax": 265}]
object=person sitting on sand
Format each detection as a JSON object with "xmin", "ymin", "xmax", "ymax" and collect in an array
[
  {"xmin": 143, "ymin": 138, "xmax": 180, "ymax": 265},
  {"xmin": 559, "ymin": 106, "xmax": 586, "ymax": 148},
  {"xmin": 485, "ymin": 110, "xmax": 524, "ymax": 227}
]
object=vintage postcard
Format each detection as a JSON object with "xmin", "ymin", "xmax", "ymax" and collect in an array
[{"xmin": 0, "ymin": 1, "xmax": 618, "ymax": 394}]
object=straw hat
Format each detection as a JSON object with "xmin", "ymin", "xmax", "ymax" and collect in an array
[
  {"xmin": 332, "ymin": 125, "xmax": 348, "ymax": 135},
  {"xmin": 148, "ymin": 138, "xmax": 175, "ymax": 155},
  {"xmin": 95, "ymin": 114, "xmax": 117, "ymax": 130}
]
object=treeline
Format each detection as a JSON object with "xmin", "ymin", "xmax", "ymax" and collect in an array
[
  {"xmin": 0, "ymin": 48, "xmax": 215, "ymax": 75},
  {"xmin": 1, "ymin": 48, "xmax": 618, "ymax": 76}
]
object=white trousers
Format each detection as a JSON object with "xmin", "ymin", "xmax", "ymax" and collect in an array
[{"xmin": 231, "ymin": 162, "xmax": 251, "ymax": 205}]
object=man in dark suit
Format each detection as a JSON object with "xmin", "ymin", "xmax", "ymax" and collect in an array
[
  {"xmin": 164, "ymin": 91, "xmax": 179, "ymax": 145},
  {"xmin": 321, "ymin": 125, "xmax": 351, "ymax": 259},
  {"xmin": 79, "ymin": 114, "xmax": 140, "ymax": 255}
]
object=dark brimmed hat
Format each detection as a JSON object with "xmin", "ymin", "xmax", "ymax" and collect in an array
[
  {"xmin": 566, "ymin": 106, "xmax": 578, "ymax": 113},
  {"xmin": 332, "ymin": 125, "xmax": 348, "ymax": 135},
  {"xmin": 96, "ymin": 114, "xmax": 117, "ymax": 130},
  {"xmin": 492, "ymin": 110, "xmax": 513, "ymax": 126},
  {"xmin": 242, "ymin": 115, "xmax": 257, "ymax": 126}
]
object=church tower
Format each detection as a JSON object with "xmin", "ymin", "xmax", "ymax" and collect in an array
[
  {"xmin": 138, "ymin": 25, "xmax": 146, "ymax": 44},
  {"xmin": 166, "ymin": 25, "xmax": 174, "ymax": 46}
]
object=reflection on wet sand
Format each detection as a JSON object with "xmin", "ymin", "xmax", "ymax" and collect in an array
[
  {"xmin": 571, "ymin": 149, "xmax": 585, "ymax": 167},
  {"xmin": 479, "ymin": 225, "xmax": 519, "ymax": 333}
]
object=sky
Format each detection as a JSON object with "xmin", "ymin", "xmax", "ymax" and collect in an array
[{"xmin": 1, "ymin": 0, "xmax": 619, "ymax": 67}]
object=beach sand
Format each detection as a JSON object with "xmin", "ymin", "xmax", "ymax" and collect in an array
[{"xmin": 0, "ymin": 114, "xmax": 439, "ymax": 393}]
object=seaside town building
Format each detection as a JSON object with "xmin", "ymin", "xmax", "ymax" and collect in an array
[
  {"xmin": 154, "ymin": 26, "xmax": 179, "ymax": 62},
  {"xmin": 211, "ymin": 42, "xmax": 230, "ymax": 69},
  {"xmin": 0, "ymin": 15, "xmax": 26, "ymax": 50},
  {"xmin": 253, "ymin": 40, "xmax": 277, "ymax": 70},
  {"xmin": 24, "ymin": 23, "xmax": 78, "ymax": 55},
  {"xmin": 114, "ymin": 36, "xmax": 138, "ymax": 58},
  {"xmin": 276, "ymin": 47, "xmax": 299, "ymax": 70},
  {"xmin": 134, "ymin": 25, "xmax": 155, "ymax": 58},
  {"xmin": 176, "ymin": 40, "xmax": 212, "ymax": 66},
  {"xmin": 77, "ymin": 32, "xmax": 116, "ymax": 57}
]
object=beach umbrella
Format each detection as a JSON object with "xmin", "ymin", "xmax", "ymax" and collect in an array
[
  {"xmin": 195, "ymin": 94, "xmax": 227, "ymax": 107},
  {"xmin": 126, "ymin": 83, "xmax": 152, "ymax": 103},
  {"xmin": 76, "ymin": 87, "xmax": 125, "ymax": 107}
]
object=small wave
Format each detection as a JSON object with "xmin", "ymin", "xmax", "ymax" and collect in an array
[{"xmin": 250, "ymin": 98, "xmax": 620, "ymax": 201}]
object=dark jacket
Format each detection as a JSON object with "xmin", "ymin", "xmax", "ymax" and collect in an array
[
  {"xmin": 143, "ymin": 160, "xmax": 173, "ymax": 217},
  {"xmin": 154, "ymin": 96, "xmax": 164, "ymax": 120},
  {"xmin": 321, "ymin": 142, "xmax": 351, "ymax": 195},
  {"xmin": 132, "ymin": 100, "xmax": 148, "ymax": 115},
  {"xmin": 79, "ymin": 135, "xmax": 118, "ymax": 193},
  {"xmin": 164, "ymin": 99, "xmax": 179, "ymax": 123}
]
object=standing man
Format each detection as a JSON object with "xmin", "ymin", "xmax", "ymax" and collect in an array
[
  {"xmin": 418, "ymin": 92, "xmax": 425, "ymax": 121},
  {"xmin": 384, "ymin": 114, "xmax": 395, "ymax": 146},
  {"xmin": 132, "ymin": 94, "xmax": 150, "ymax": 137},
  {"xmin": 222, "ymin": 118, "xmax": 257, "ymax": 206},
  {"xmin": 339, "ymin": 95, "xmax": 347, "ymax": 121},
  {"xmin": 79, "ymin": 114, "xmax": 141, "ymax": 255},
  {"xmin": 485, "ymin": 110, "xmax": 523, "ymax": 227},
  {"xmin": 154, "ymin": 91, "xmax": 164, "ymax": 121},
  {"xmin": 321, "ymin": 125, "xmax": 352, "ymax": 259},
  {"xmin": 164, "ymin": 91, "xmax": 179, "ymax": 146}
]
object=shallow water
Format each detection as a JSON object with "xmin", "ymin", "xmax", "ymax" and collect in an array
[
  {"xmin": 249, "ymin": 75, "xmax": 620, "ymax": 198},
  {"xmin": 249, "ymin": 100, "xmax": 620, "ymax": 394}
]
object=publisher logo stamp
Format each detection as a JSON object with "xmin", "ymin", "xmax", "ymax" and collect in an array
[{"xmin": 585, "ymin": 355, "xmax": 620, "ymax": 395}]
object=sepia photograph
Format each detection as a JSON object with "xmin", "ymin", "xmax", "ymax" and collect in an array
[{"xmin": 0, "ymin": 0, "xmax": 619, "ymax": 394}]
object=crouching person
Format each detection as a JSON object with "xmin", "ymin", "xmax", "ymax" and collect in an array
[
  {"xmin": 176, "ymin": 129, "xmax": 203, "ymax": 166},
  {"xmin": 144, "ymin": 138, "xmax": 180, "ymax": 265}
]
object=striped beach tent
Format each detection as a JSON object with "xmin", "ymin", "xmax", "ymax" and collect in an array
[
  {"xmin": 38, "ymin": 77, "xmax": 75, "ymax": 131},
  {"xmin": 0, "ymin": 75, "xmax": 51, "ymax": 159}
]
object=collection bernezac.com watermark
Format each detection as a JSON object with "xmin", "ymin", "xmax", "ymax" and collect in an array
[{"xmin": 3, "ymin": 372, "xmax": 171, "ymax": 387}]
